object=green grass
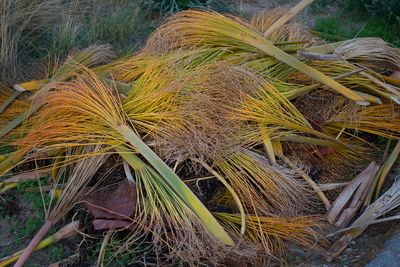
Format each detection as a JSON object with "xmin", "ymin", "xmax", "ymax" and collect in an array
[
  {"xmin": 0, "ymin": 178, "xmax": 75, "ymax": 265},
  {"xmin": 0, "ymin": 0, "xmax": 156, "ymax": 85},
  {"xmin": 0, "ymin": 178, "xmax": 53, "ymax": 240},
  {"xmin": 151, "ymin": 0, "xmax": 231, "ymax": 14},
  {"xmin": 314, "ymin": 16, "xmax": 400, "ymax": 47},
  {"xmin": 281, "ymin": 252, "xmax": 305, "ymax": 265},
  {"xmin": 49, "ymin": 245, "xmax": 64, "ymax": 263},
  {"xmin": 32, "ymin": 1, "xmax": 154, "ymax": 60},
  {"xmin": 312, "ymin": 1, "xmax": 400, "ymax": 47}
]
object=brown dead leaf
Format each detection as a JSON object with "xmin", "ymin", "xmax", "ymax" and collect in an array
[
  {"xmin": 83, "ymin": 181, "xmax": 136, "ymax": 221},
  {"xmin": 92, "ymin": 219, "xmax": 132, "ymax": 230}
]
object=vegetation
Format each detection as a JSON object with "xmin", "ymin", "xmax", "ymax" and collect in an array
[
  {"xmin": 1, "ymin": 0, "xmax": 400, "ymax": 266},
  {"xmin": 151, "ymin": 0, "xmax": 232, "ymax": 14},
  {"xmin": 313, "ymin": 0, "xmax": 400, "ymax": 46},
  {"xmin": 0, "ymin": 0, "xmax": 154, "ymax": 85}
]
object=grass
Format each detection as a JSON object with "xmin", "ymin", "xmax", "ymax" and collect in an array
[
  {"xmin": 40, "ymin": 1, "xmax": 154, "ymax": 57},
  {"xmin": 151, "ymin": 0, "xmax": 231, "ymax": 14},
  {"xmin": 49, "ymin": 245, "xmax": 63, "ymax": 263},
  {"xmin": 0, "ymin": 0, "xmax": 155, "ymax": 85},
  {"xmin": 0, "ymin": 179, "xmax": 76, "ymax": 265},
  {"xmin": 314, "ymin": 16, "xmax": 400, "ymax": 46},
  {"xmin": 0, "ymin": 0, "xmax": 61, "ymax": 84},
  {"xmin": 282, "ymin": 252, "xmax": 305, "ymax": 265},
  {"xmin": 313, "ymin": 1, "xmax": 400, "ymax": 46},
  {"xmin": 0, "ymin": 0, "xmax": 233, "ymax": 86},
  {"xmin": 5, "ymin": 179, "xmax": 52, "ymax": 239}
]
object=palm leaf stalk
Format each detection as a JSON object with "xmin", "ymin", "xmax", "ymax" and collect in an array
[
  {"xmin": 261, "ymin": 0, "xmax": 315, "ymax": 38},
  {"xmin": 0, "ymin": 88, "xmax": 30, "ymax": 129},
  {"xmin": 116, "ymin": 146, "xmax": 230, "ymax": 263},
  {"xmin": 0, "ymin": 89, "xmax": 24, "ymax": 114},
  {"xmin": 328, "ymin": 179, "xmax": 400, "ymax": 261},
  {"xmin": 15, "ymin": 146, "xmax": 107, "ymax": 267},
  {"xmin": 0, "ymin": 221, "xmax": 80, "ymax": 267},
  {"xmin": 363, "ymin": 140, "xmax": 400, "ymax": 206}
]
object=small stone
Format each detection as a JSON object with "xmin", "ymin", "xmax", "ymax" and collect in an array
[{"xmin": 367, "ymin": 250, "xmax": 399, "ymax": 266}]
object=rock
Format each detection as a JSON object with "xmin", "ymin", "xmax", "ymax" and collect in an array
[
  {"xmin": 366, "ymin": 250, "xmax": 400, "ymax": 267},
  {"xmin": 385, "ymin": 233, "xmax": 400, "ymax": 253},
  {"xmin": 367, "ymin": 232, "xmax": 400, "ymax": 267}
]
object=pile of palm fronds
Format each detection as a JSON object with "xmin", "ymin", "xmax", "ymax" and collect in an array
[{"xmin": 1, "ymin": 0, "xmax": 400, "ymax": 265}]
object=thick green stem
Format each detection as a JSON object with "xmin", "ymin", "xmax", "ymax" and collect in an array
[{"xmin": 114, "ymin": 127, "xmax": 234, "ymax": 246}]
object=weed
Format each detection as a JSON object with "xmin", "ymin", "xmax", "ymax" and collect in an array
[
  {"xmin": 314, "ymin": 17, "xmax": 348, "ymax": 41},
  {"xmin": 0, "ymin": 146, "xmax": 13, "ymax": 155},
  {"xmin": 49, "ymin": 245, "xmax": 64, "ymax": 262},
  {"xmin": 342, "ymin": 0, "xmax": 400, "ymax": 22},
  {"xmin": 282, "ymin": 252, "xmax": 304, "ymax": 265},
  {"xmin": 23, "ymin": 217, "xmax": 44, "ymax": 237},
  {"xmin": 0, "ymin": 195, "xmax": 13, "ymax": 217}
]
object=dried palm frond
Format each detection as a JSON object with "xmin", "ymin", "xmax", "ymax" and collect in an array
[
  {"xmin": 98, "ymin": 48, "xmax": 229, "ymax": 84},
  {"xmin": 334, "ymin": 38, "xmax": 400, "ymax": 71},
  {"xmin": 0, "ymin": 87, "xmax": 25, "ymax": 115},
  {"xmin": 12, "ymin": 44, "xmax": 115, "ymax": 98},
  {"xmin": 0, "ymin": 45, "xmax": 116, "ymax": 141},
  {"xmin": 216, "ymin": 212, "xmax": 323, "ymax": 257},
  {"xmin": 13, "ymin": 68, "xmax": 233, "ymax": 254},
  {"xmin": 0, "ymin": 87, "xmax": 30, "ymax": 128},
  {"xmin": 117, "ymin": 147, "xmax": 229, "ymax": 265},
  {"xmin": 216, "ymin": 148, "xmax": 311, "ymax": 215},
  {"xmin": 325, "ymin": 103, "xmax": 400, "ymax": 140},
  {"xmin": 151, "ymin": 63, "xmax": 251, "ymax": 164},
  {"xmin": 4, "ymin": 2, "xmax": 400, "ymax": 265},
  {"xmin": 307, "ymin": 61, "xmax": 400, "ymax": 103},
  {"xmin": 328, "ymin": 178, "xmax": 400, "ymax": 261},
  {"xmin": 251, "ymin": 1, "xmax": 319, "ymax": 48},
  {"xmin": 228, "ymin": 69, "xmax": 357, "ymax": 157},
  {"xmin": 145, "ymin": 10, "xmax": 368, "ymax": 104},
  {"xmin": 327, "ymin": 162, "xmax": 380, "ymax": 228}
]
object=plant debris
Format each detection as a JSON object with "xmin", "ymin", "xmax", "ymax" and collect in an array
[{"xmin": 1, "ymin": 0, "xmax": 400, "ymax": 265}]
